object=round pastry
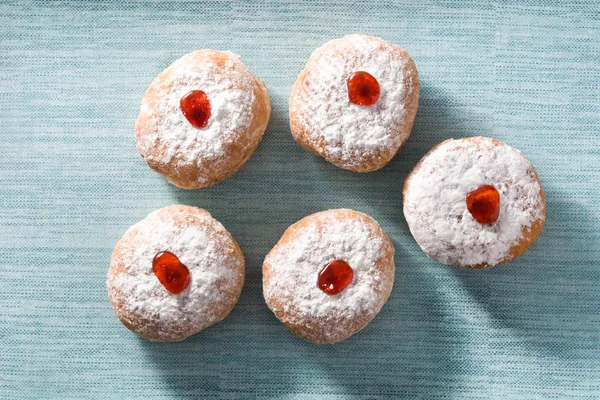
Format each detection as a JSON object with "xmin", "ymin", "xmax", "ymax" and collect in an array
[
  {"xmin": 263, "ymin": 209, "xmax": 395, "ymax": 344},
  {"xmin": 403, "ymin": 137, "xmax": 546, "ymax": 268},
  {"xmin": 135, "ymin": 50, "xmax": 271, "ymax": 189},
  {"xmin": 289, "ymin": 34, "xmax": 420, "ymax": 172},
  {"xmin": 107, "ymin": 205, "xmax": 245, "ymax": 342}
]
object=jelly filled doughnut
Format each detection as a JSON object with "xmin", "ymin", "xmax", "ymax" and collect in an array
[
  {"xmin": 403, "ymin": 137, "xmax": 546, "ymax": 268},
  {"xmin": 107, "ymin": 205, "xmax": 245, "ymax": 342},
  {"xmin": 263, "ymin": 209, "xmax": 395, "ymax": 344},
  {"xmin": 289, "ymin": 34, "xmax": 420, "ymax": 172},
  {"xmin": 135, "ymin": 50, "xmax": 271, "ymax": 189}
]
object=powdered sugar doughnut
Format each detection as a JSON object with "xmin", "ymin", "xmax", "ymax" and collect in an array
[
  {"xmin": 135, "ymin": 50, "xmax": 270, "ymax": 189},
  {"xmin": 107, "ymin": 205, "xmax": 244, "ymax": 342},
  {"xmin": 289, "ymin": 34, "xmax": 420, "ymax": 172},
  {"xmin": 403, "ymin": 137, "xmax": 546, "ymax": 268},
  {"xmin": 263, "ymin": 209, "xmax": 395, "ymax": 343}
]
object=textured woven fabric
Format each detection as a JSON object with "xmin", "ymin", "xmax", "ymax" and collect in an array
[{"xmin": 1, "ymin": 1, "xmax": 599, "ymax": 398}]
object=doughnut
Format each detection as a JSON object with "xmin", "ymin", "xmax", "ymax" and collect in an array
[
  {"xmin": 135, "ymin": 50, "xmax": 271, "ymax": 189},
  {"xmin": 403, "ymin": 137, "xmax": 546, "ymax": 268},
  {"xmin": 107, "ymin": 205, "xmax": 245, "ymax": 342},
  {"xmin": 289, "ymin": 34, "xmax": 420, "ymax": 172},
  {"xmin": 263, "ymin": 209, "xmax": 395, "ymax": 344}
]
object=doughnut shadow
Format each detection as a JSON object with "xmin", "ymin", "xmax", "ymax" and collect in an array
[{"xmin": 450, "ymin": 195, "xmax": 600, "ymax": 364}]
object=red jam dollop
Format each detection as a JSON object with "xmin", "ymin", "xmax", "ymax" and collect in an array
[
  {"xmin": 466, "ymin": 185, "xmax": 500, "ymax": 224},
  {"xmin": 180, "ymin": 90, "xmax": 211, "ymax": 128},
  {"xmin": 347, "ymin": 71, "xmax": 380, "ymax": 106},
  {"xmin": 152, "ymin": 251, "xmax": 191, "ymax": 294},
  {"xmin": 317, "ymin": 259, "xmax": 354, "ymax": 295}
]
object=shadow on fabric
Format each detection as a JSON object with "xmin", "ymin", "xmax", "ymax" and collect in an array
[{"xmin": 450, "ymin": 195, "xmax": 600, "ymax": 367}]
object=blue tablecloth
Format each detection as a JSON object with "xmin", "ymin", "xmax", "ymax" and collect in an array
[{"xmin": 1, "ymin": 1, "xmax": 599, "ymax": 398}]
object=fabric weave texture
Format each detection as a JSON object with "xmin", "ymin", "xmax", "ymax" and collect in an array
[{"xmin": 1, "ymin": 0, "xmax": 599, "ymax": 398}]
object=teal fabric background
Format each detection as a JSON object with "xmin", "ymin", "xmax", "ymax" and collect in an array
[{"xmin": 1, "ymin": 0, "xmax": 599, "ymax": 398}]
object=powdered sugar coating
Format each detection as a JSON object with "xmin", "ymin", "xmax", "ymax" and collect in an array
[
  {"xmin": 107, "ymin": 205, "xmax": 244, "ymax": 342},
  {"xmin": 135, "ymin": 50, "xmax": 270, "ymax": 188},
  {"xmin": 289, "ymin": 34, "xmax": 419, "ymax": 171},
  {"xmin": 403, "ymin": 137, "xmax": 545, "ymax": 267},
  {"xmin": 263, "ymin": 209, "xmax": 395, "ymax": 343}
]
